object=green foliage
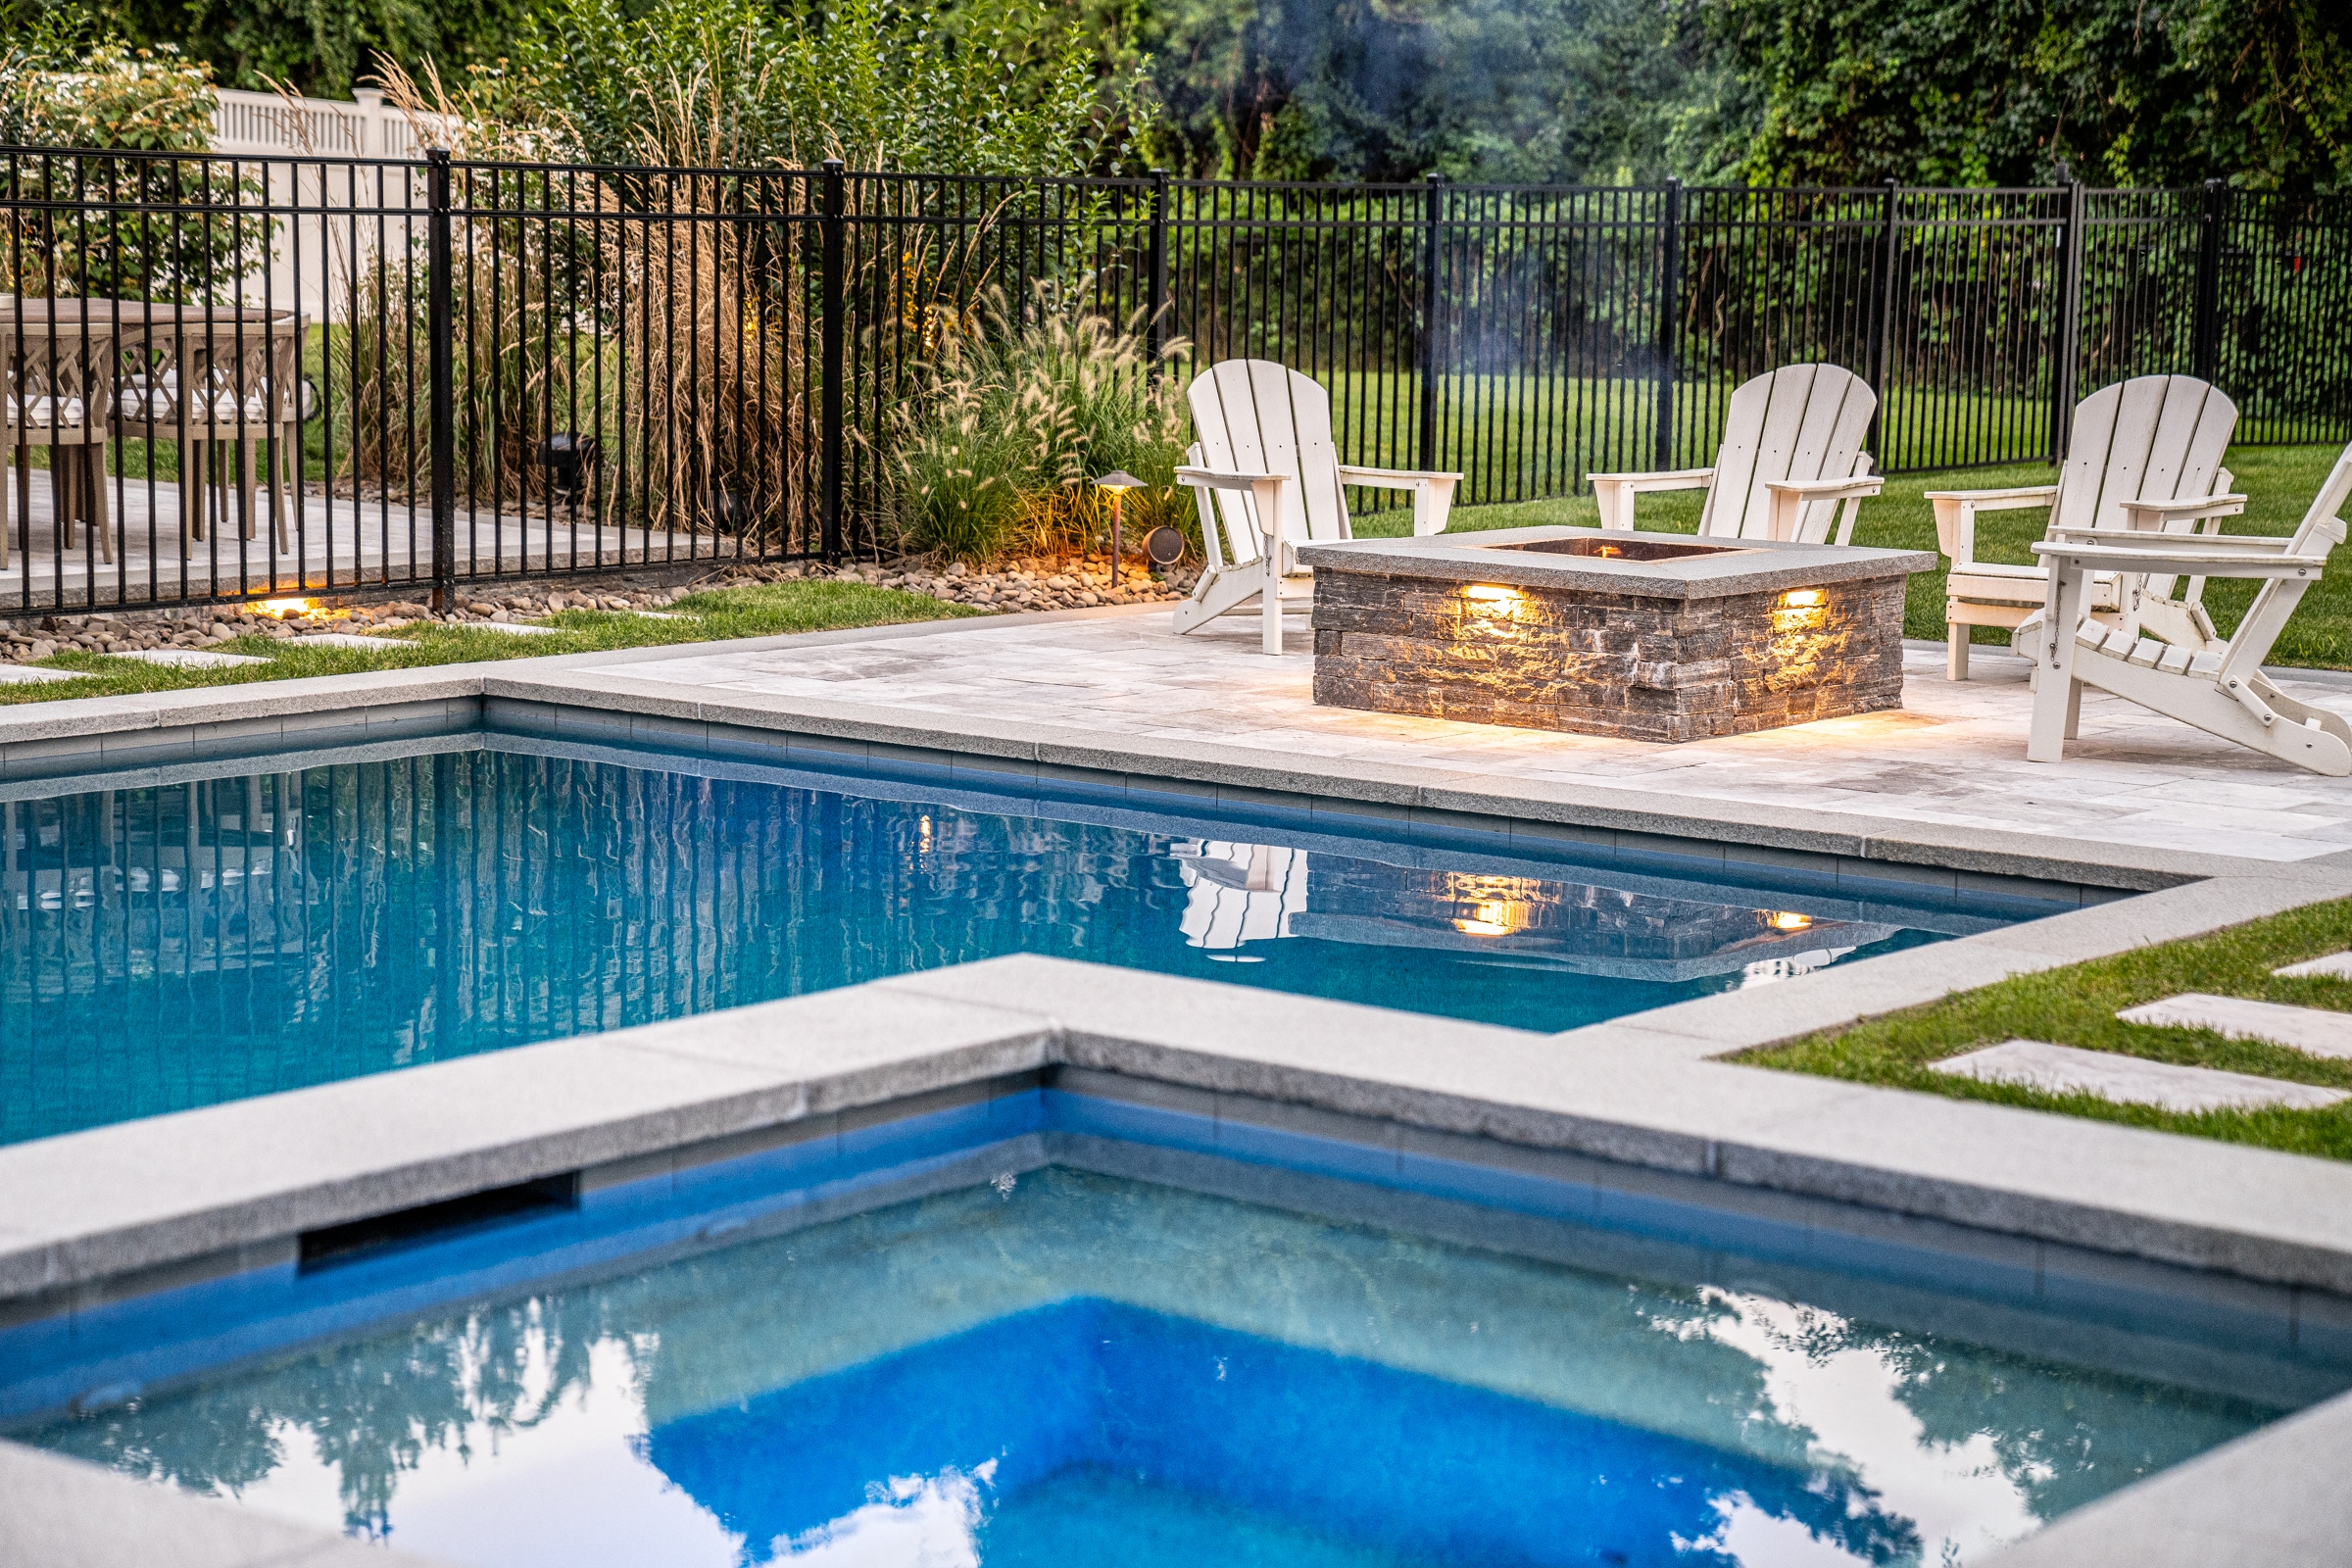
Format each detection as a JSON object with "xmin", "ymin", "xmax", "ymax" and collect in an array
[
  {"xmin": 0, "ymin": 21, "xmax": 216, "ymax": 153},
  {"xmin": 37, "ymin": 0, "xmax": 533, "ymax": 98},
  {"xmin": 411, "ymin": 0, "xmax": 1155, "ymax": 172},
  {"xmin": 0, "ymin": 29, "xmax": 270, "ymax": 300},
  {"xmin": 0, "ymin": 583, "xmax": 977, "ymax": 707},
  {"xmin": 889, "ymin": 282, "xmax": 1191, "ymax": 563},
  {"xmin": 1140, "ymin": 0, "xmax": 1752, "ymax": 182},
  {"xmin": 1710, "ymin": 0, "xmax": 2351, "ymax": 189}
]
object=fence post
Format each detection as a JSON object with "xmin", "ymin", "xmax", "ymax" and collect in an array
[
  {"xmin": 2050, "ymin": 174, "xmax": 2085, "ymax": 463},
  {"xmin": 1147, "ymin": 169, "xmax": 1170, "ymax": 376},
  {"xmin": 2193, "ymin": 177, "xmax": 2225, "ymax": 383},
  {"xmin": 819, "ymin": 158, "xmax": 846, "ymax": 564},
  {"xmin": 1653, "ymin": 177, "xmax": 1683, "ymax": 470},
  {"xmin": 1418, "ymin": 172, "xmax": 1446, "ymax": 473},
  {"xmin": 1866, "ymin": 176, "xmax": 1899, "ymax": 456},
  {"xmin": 426, "ymin": 148, "xmax": 455, "ymax": 611}
]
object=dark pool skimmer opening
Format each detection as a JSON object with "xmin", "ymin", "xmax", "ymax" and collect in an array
[{"xmin": 297, "ymin": 1173, "xmax": 581, "ymax": 1273}]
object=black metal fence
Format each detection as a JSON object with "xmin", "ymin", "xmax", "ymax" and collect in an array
[{"xmin": 3, "ymin": 146, "xmax": 2348, "ymax": 617}]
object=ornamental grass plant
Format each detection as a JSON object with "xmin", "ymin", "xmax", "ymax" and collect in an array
[{"xmin": 888, "ymin": 280, "xmax": 1194, "ymax": 564}]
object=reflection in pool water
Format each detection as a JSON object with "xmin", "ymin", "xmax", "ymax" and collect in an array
[
  {"xmin": 0, "ymin": 745, "xmax": 2019, "ymax": 1143},
  {"xmin": 21, "ymin": 1169, "xmax": 2287, "ymax": 1568}
]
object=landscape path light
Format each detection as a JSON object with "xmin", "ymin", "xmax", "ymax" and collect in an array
[{"xmin": 1093, "ymin": 470, "xmax": 1145, "ymax": 575}]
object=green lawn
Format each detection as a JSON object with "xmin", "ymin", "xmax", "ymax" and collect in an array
[
  {"xmin": 1742, "ymin": 900, "xmax": 2352, "ymax": 1162},
  {"xmin": 1417, "ymin": 442, "xmax": 2352, "ymax": 665},
  {"xmin": 0, "ymin": 581, "xmax": 975, "ymax": 705}
]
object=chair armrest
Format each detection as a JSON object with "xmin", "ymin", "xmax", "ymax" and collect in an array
[
  {"xmin": 2033, "ymin": 540, "xmax": 2332, "ymax": 575},
  {"xmin": 1174, "ymin": 466, "xmax": 1287, "ymax": 494},
  {"xmin": 1764, "ymin": 475, "xmax": 1885, "ymax": 499},
  {"xmin": 2045, "ymin": 527, "xmax": 2295, "ymax": 551},
  {"xmin": 1336, "ymin": 465, "xmax": 1463, "ymax": 488},
  {"xmin": 1922, "ymin": 485, "xmax": 2058, "ymax": 514},
  {"xmin": 2117, "ymin": 494, "xmax": 2248, "ymax": 526},
  {"xmin": 1588, "ymin": 467, "xmax": 1715, "ymax": 491}
]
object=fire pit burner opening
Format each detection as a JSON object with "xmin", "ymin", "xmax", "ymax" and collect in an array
[{"xmin": 1486, "ymin": 536, "xmax": 1750, "ymax": 562}]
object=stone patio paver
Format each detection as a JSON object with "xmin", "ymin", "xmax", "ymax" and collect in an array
[
  {"xmin": 587, "ymin": 610, "xmax": 2352, "ymax": 864},
  {"xmin": 2276, "ymin": 952, "xmax": 2352, "ymax": 980},
  {"xmin": 1932, "ymin": 1039, "xmax": 2350, "ymax": 1111},
  {"xmin": 2120, "ymin": 994, "xmax": 2352, "ymax": 1058}
]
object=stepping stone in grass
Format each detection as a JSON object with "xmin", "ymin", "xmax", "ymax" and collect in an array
[
  {"xmin": 296, "ymin": 632, "xmax": 407, "ymax": 650},
  {"xmin": 112, "ymin": 648, "xmax": 270, "ymax": 668},
  {"xmin": 455, "ymin": 620, "xmax": 561, "ymax": 636},
  {"xmin": 1934, "ymin": 1040, "xmax": 2348, "ymax": 1113},
  {"xmin": 2275, "ymin": 952, "xmax": 2352, "ymax": 980},
  {"xmin": 2117, "ymin": 994, "xmax": 2352, "ymax": 1060},
  {"xmin": 0, "ymin": 665, "xmax": 84, "ymax": 684}
]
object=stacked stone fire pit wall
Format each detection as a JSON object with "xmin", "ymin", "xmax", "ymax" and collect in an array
[{"xmin": 1300, "ymin": 528, "xmax": 1935, "ymax": 744}]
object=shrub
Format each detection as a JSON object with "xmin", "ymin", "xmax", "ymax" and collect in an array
[{"xmin": 0, "ymin": 31, "xmax": 270, "ymax": 302}]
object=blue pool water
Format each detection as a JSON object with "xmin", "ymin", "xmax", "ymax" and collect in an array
[
  {"xmin": 0, "ymin": 738, "xmax": 2059, "ymax": 1144},
  {"xmin": 9, "ymin": 1092, "xmax": 2331, "ymax": 1568}
]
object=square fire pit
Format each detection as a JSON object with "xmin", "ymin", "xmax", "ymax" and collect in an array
[{"xmin": 1297, "ymin": 526, "xmax": 1936, "ymax": 742}]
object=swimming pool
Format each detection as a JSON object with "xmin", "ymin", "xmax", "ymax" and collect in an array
[
  {"xmin": 0, "ymin": 735, "xmax": 2066, "ymax": 1145},
  {"xmin": 5, "ymin": 1084, "xmax": 2335, "ymax": 1567}
]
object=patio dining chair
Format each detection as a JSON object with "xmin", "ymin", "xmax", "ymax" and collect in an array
[
  {"xmin": 4, "ymin": 305, "xmax": 118, "ymax": 569},
  {"xmin": 1588, "ymin": 363, "xmax": 1884, "ymax": 547},
  {"xmin": 1935, "ymin": 374, "xmax": 2239, "ymax": 679},
  {"xmin": 1173, "ymin": 359, "xmax": 1462, "ymax": 654},
  {"xmin": 2021, "ymin": 439, "xmax": 2352, "ymax": 775}
]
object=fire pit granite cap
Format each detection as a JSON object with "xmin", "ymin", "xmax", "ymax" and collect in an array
[{"xmin": 1294, "ymin": 525, "xmax": 1936, "ymax": 598}]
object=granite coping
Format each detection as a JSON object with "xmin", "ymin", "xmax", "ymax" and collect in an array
[
  {"xmin": 1297, "ymin": 525, "xmax": 1939, "ymax": 599},
  {"xmin": 13, "ymin": 925, "xmax": 2352, "ymax": 1306}
]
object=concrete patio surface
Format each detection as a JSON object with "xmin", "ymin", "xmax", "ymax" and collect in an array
[
  {"xmin": 578, "ymin": 606, "xmax": 2352, "ymax": 866},
  {"xmin": 4, "ymin": 469, "xmax": 735, "ymax": 601}
]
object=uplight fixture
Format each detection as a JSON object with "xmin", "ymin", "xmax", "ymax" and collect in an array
[{"xmin": 1093, "ymin": 470, "xmax": 1145, "ymax": 568}]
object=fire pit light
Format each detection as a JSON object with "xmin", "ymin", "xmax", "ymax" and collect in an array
[
  {"xmin": 1766, "ymin": 911, "xmax": 1814, "ymax": 932},
  {"xmin": 1774, "ymin": 586, "xmax": 1830, "ymax": 633}
]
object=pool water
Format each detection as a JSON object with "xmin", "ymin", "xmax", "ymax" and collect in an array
[
  {"xmin": 0, "ymin": 740, "xmax": 2053, "ymax": 1144},
  {"xmin": 12, "ymin": 1158, "xmax": 2308, "ymax": 1568}
]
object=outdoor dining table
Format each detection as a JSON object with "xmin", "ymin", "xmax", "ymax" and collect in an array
[{"xmin": 104, "ymin": 300, "xmax": 307, "ymax": 556}]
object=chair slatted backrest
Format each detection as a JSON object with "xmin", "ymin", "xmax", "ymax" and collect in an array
[
  {"xmin": 2214, "ymin": 441, "xmax": 2352, "ymax": 685},
  {"xmin": 1188, "ymin": 361, "xmax": 1351, "ymax": 565},
  {"xmin": 2052, "ymin": 376, "xmax": 2237, "ymax": 532},
  {"xmin": 1697, "ymin": 364, "xmax": 1878, "ymax": 540}
]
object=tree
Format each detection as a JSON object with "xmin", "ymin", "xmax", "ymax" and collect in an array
[
  {"xmin": 1709, "ymin": 0, "xmax": 2349, "ymax": 189},
  {"xmin": 1137, "ymin": 0, "xmax": 1752, "ymax": 183}
]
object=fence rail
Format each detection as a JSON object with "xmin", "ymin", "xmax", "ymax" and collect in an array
[{"xmin": 3, "ymin": 146, "xmax": 2348, "ymax": 618}]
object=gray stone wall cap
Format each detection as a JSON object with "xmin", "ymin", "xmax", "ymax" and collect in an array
[{"xmin": 1298, "ymin": 526, "xmax": 1938, "ymax": 599}]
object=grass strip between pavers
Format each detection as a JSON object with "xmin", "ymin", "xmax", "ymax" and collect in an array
[
  {"xmin": 0, "ymin": 581, "xmax": 981, "ymax": 705},
  {"xmin": 1741, "ymin": 898, "xmax": 2352, "ymax": 1161}
]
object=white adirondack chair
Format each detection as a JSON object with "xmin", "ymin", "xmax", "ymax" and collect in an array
[
  {"xmin": 2022, "ymin": 440, "xmax": 2352, "ymax": 775},
  {"xmin": 1589, "ymin": 364, "xmax": 1884, "ymax": 545},
  {"xmin": 1935, "ymin": 375, "xmax": 2240, "ymax": 679},
  {"xmin": 1173, "ymin": 360, "xmax": 1461, "ymax": 654}
]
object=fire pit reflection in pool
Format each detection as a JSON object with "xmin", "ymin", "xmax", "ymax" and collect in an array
[{"xmin": 1298, "ymin": 525, "xmax": 1936, "ymax": 742}]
